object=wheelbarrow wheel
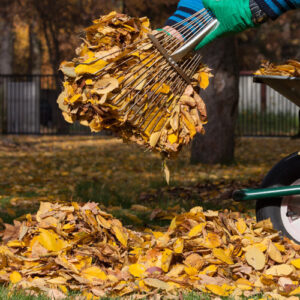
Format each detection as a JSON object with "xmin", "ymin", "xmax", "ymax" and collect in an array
[{"xmin": 256, "ymin": 152, "xmax": 300, "ymax": 243}]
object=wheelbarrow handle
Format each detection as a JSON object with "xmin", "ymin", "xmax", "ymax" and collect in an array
[{"xmin": 233, "ymin": 185, "xmax": 300, "ymax": 202}]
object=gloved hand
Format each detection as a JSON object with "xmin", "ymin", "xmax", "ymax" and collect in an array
[
  {"xmin": 196, "ymin": 0, "xmax": 255, "ymax": 49},
  {"xmin": 164, "ymin": 0, "xmax": 256, "ymax": 50}
]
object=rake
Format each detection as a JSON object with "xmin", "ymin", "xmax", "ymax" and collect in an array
[{"xmin": 60, "ymin": 9, "xmax": 219, "ymax": 154}]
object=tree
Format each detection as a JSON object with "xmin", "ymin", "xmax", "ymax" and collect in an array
[
  {"xmin": 0, "ymin": 0, "xmax": 15, "ymax": 74},
  {"xmin": 191, "ymin": 36, "xmax": 239, "ymax": 164}
]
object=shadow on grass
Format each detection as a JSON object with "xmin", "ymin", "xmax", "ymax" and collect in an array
[{"xmin": 73, "ymin": 178, "xmax": 257, "ymax": 227}]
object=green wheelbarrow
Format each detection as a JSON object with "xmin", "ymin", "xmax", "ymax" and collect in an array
[{"xmin": 233, "ymin": 75, "xmax": 300, "ymax": 243}]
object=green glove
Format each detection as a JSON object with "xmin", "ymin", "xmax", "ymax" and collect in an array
[{"xmin": 195, "ymin": 0, "xmax": 255, "ymax": 50}]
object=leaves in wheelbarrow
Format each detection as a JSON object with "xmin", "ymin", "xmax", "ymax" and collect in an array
[
  {"xmin": 1, "ymin": 202, "xmax": 300, "ymax": 299},
  {"xmin": 57, "ymin": 11, "xmax": 212, "ymax": 158},
  {"xmin": 255, "ymin": 59, "xmax": 300, "ymax": 77}
]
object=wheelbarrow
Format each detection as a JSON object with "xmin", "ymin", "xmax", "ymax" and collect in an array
[{"xmin": 233, "ymin": 75, "xmax": 300, "ymax": 243}]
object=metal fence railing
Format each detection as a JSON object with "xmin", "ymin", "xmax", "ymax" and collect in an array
[
  {"xmin": 0, "ymin": 74, "xmax": 299, "ymax": 136},
  {"xmin": 0, "ymin": 74, "xmax": 91, "ymax": 134},
  {"xmin": 237, "ymin": 72, "xmax": 300, "ymax": 137}
]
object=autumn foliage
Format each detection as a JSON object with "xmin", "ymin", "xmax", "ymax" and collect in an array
[
  {"xmin": 1, "ymin": 201, "xmax": 300, "ymax": 299},
  {"xmin": 58, "ymin": 12, "xmax": 211, "ymax": 156}
]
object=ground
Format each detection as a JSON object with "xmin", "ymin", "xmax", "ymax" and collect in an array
[
  {"xmin": 0, "ymin": 135, "xmax": 298, "ymax": 226},
  {"xmin": 0, "ymin": 135, "xmax": 298, "ymax": 299}
]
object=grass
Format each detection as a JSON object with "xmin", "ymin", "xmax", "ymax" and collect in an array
[
  {"xmin": 0, "ymin": 136, "xmax": 299, "ymax": 299},
  {"xmin": 0, "ymin": 286, "xmax": 266, "ymax": 300}
]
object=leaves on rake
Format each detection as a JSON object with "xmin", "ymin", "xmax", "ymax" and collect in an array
[{"xmin": 57, "ymin": 12, "xmax": 212, "ymax": 158}]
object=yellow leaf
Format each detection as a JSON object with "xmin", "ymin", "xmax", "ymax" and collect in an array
[
  {"xmin": 199, "ymin": 265, "xmax": 217, "ymax": 276},
  {"xmin": 129, "ymin": 264, "xmax": 146, "ymax": 278},
  {"xmin": 112, "ymin": 225, "xmax": 127, "ymax": 247},
  {"xmin": 249, "ymin": 242, "xmax": 267, "ymax": 253},
  {"xmin": 212, "ymin": 248, "xmax": 234, "ymax": 265},
  {"xmin": 69, "ymin": 94, "xmax": 82, "ymax": 104},
  {"xmin": 37, "ymin": 229, "xmax": 68, "ymax": 252},
  {"xmin": 188, "ymin": 222, "xmax": 206, "ymax": 238},
  {"xmin": 236, "ymin": 218, "xmax": 247, "ymax": 234},
  {"xmin": 81, "ymin": 266, "xmax": 107, "ymax": 281},
  {"xmin": 163, "ymin": 160, "xmax": 170, "ymax": 185},
  {"xmin": 7, "ymin": 240, "xmax": 25, "ymax": 248},
  {"xmin": 291, "ymin": 258, "xmax": 300, "ymax": 269},
  {"xmin": 182, "ymin": 115, "xmax": 197, "ymax": 137},
  {"xmin": 151, "ymin": 83, "xmax": 170, "ymax": 94},
  {"xmin": 62, "ymin": 112, "xmax": 74, "ymax": 124},
  {"xmin": 85, "ymin": 79, "xmax": 94, "ymax": 85},
  {"xmin": 161, "ymin": 249, "xmax": 173, "ymax": 272},
  {"xmin": 184, "ymin": 266, "xmax": 198, "ymax": 276},
  {"xmin": 267, "ymin": 241, "xmax": 283, "ymax": 263},
  {"xmin": 206, "ymin": 284, "xmax": 228, "ymax": 296},
  {"xmin": 149, "ymin": 131, "xmax": 161, "ymax": 148},
  {"xmin": 59, "ymin": 285, "xmax": 68, "ymax": 295},
  {"xmin": 198, "ymin": 72, "xmax": 210, "ymax": 90},
  {"xmin": 274, "ymin": 243, "xmax": 285, "ymax": 252},
  {"xmin": 168, "ymin": 134, "xmax": 177, "ymax": 144},
  {"xmin": 144, "ymin": 278, "xmax": 171, "ymax": 291},
  {"xmin": 10, "ymin": 271, "xmax": 22, "ymax": 284},
  {"xmin": 202, "ymin": 232, "xmax": 222, "ymax": 248},
  {"xmin": 75, "ymin": 58, "xmax": 108, "ymax": 75},
  {"xmin": 289, "ymin": 286, "xmax": 300, "ymax": 296},
  {"xmin": 236, "ymin": 278, "xmax": 253, "ymax": 291},
  {"xmin": 173, "ymin": 238, "xmax": 184, "ymax": 254},
  {"xmin": 168, "ymin": 217, "xmax": 177, "ymax": 231},
  {"xmin": 265, "ymin": 264, "xmax": 294, "ymax": 276},
  {"xmin": 47, "ymin": 276, "xmax": 67, "ymax": 285},
  {"xmin": 245, "ymin": 246, "xmax": 265, "ymax": 270}
]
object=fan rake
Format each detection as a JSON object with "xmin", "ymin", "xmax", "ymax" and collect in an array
[{"xmin": 58, "ymin": 9, "xmax": 219, "ymax": 155}]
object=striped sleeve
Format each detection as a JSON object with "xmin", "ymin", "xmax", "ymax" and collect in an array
[
  {"xmin": 255, "ymin": 0, "xmax": 300, "ymax": 19},
  {"xmin": 164, "ymin": 0, "xmax": 206, "ymax": 38}
]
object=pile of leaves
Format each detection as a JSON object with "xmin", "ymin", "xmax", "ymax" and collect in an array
[
  {"xmin": 255, "ymin": 59, "xmax": 300, "ymax": 77},
  {"xmin": 1, "ymin": 202, "xmax": 300, "ymax": 299},
  {"xmin": 58, "ymin": 11, "xmax": 211, "ymax": 157}
]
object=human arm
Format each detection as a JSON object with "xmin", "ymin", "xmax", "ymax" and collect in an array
[{"xmin": 164, "ymin": 0, "xmax": 300, "ymax": 49}]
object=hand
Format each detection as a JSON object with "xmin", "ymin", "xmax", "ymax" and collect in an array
[
  {"xmin": 164, "ymin": 0, "xmax": 256, "ymax": 50},
  {"xmin": 195, "ymin": 0, "xmax": 255, "ymax": 49}
]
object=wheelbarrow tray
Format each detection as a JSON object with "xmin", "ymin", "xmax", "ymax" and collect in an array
[{"xmin": 254, "ymin": 75, "xmax": 300, "ymax": 108}]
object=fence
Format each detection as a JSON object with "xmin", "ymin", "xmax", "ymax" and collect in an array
[
  {"xmin": 0, "ymin": 74, "xmax": 299, "ymax": 136},
  {"xmin": 237, "ymin": 72, "xmax": 299, "ymax": 136},
  {"xmin": 0, "ymin": 75, "xmax": 91, "ymax": 134}
]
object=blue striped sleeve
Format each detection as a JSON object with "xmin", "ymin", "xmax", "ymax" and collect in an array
[
  {"xmin": 256, "ymin": 0, "xmax": 300, "ymax": 19},
  {"xmin": 164, "ymin": 0, "xmax": 207, "ymax": 38}
]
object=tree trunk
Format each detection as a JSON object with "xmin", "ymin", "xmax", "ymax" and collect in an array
[
  {"xmin": 0, "ymin": 18, "xmax": 13, "ymax": 74},
  {"xmin": 191, "ymin": 36, "xmax": 239, "ymax": 164},
  {"xmin": 29, "ymin": 21, "xmax": 42, "ymax": 74}
]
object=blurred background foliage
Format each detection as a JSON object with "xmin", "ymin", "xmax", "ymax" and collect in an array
[{"xmin": 1, "ymin": 0, "xmax": 300, "ymax": 75}]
